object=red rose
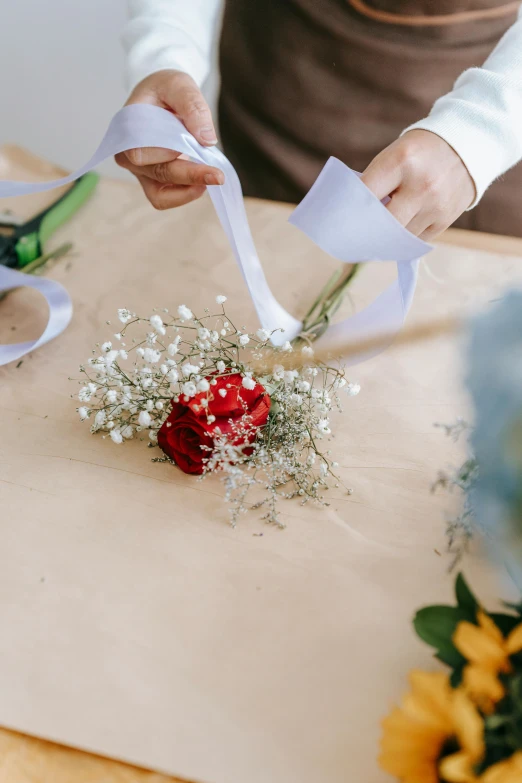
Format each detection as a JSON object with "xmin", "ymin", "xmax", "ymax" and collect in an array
[{"xmin": 157, "ymin": 373, "xmax": 271, "ymax": 475}]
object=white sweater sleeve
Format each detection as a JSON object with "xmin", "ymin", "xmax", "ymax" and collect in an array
[
  {"xmin": 404, "ymin": 7, "xmax": 522, "ymax": 206},
  {"xmin": 122, "ymin": 0, "xmax": 221, "ymax": 91}
]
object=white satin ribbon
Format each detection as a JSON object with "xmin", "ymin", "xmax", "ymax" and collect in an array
[
  {"xmin": 0, "ymin": 265, "xmax": 72, "ymax": 365},
  {"xmin": 0, "ymin": 104, "xmax": 431, "ymax": 366}
]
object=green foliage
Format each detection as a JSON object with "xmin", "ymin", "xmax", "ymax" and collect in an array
[{"xmin": 413, "ymin": 574, "xmax": 520, "ymax": 674}]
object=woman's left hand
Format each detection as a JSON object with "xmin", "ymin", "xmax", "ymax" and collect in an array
[{"xmin": 361, "ymin": 129, "xmax": 476, "ymax": 241}]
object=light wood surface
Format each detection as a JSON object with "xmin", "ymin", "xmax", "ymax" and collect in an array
[{"xmin": 1, "ymin": 161, "xmax": 522, "ymax": 783}]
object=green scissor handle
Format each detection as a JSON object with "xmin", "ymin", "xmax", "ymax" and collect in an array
[{"xmin": 15, "ymin": 172, "xmax": 99, "ymax": 267}]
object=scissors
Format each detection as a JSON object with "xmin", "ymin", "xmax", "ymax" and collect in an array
[{"xmin": 0, "ymin": 172, "xmax": 98, "ymax": 269}]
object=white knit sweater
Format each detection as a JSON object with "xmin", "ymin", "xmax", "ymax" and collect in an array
[{"xmin": 122, "ymin": 0, "xmax": 522, "ymax": 204}]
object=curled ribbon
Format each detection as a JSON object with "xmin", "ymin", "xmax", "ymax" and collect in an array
[{"xmin": 0, "ymin": 104, "xmax": 431, "ymax": 366}]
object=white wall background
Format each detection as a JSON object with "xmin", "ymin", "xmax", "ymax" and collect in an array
[{"xmin": 1, "ymin": 1, "xmax": 220, "ymax": 178}]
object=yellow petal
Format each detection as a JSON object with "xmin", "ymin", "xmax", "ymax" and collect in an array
[
  {"xmin": 452, "ymin": 690, "xmax": 485, "ymax": 763},
  {"xmin": 380, "ymin": 695, "xmax": 448, "ymax": 780},
  {"xmin": 481, "ymin": 752, "xmax": 522, "ymax": 783},
  {"xmin": 477, "ymin": 611, "xmax": 504, "ymax": 645},
  {"xmin": 439, "ymin": 751, "xmax": 479, "ymax": 783},
  {"xmin": 403, "ymin": 671, "xmax": 453, "ymax": 730},
  {"xmin": 506, "ymin": 623, "xmax": 522, "ymax": 655},
  {"xmin": 454, "ymin": 621, "xmax": 507, "ymax": 671},
  {"xmin": 462, "ymin": 665, "xmax": 505, "ymax": 713}
]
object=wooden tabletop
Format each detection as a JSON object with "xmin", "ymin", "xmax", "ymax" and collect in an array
[
  {"xmin": 1, "ymin": 221, "xmax": 520, "ymax": 783},
  {"xmin": 1, "ymin": 141, "xmax": 522, "ymax": 783}
]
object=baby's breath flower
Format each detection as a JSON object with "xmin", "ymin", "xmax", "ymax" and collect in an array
[
  {"xmin": 182, "ymin": 362, "xmax": 199, "ymax": 377},
  {"xmin": 219, "ymin": 388, "xmax": 227, "ymax": 398},
  {"xmin": 346, "ymin": 382, "xmax": 361, "ymax": 396},
  {"xmin": 149, "ymin": 314, "xmax": 166, "ymax": 335},
  {"xmin": 198, "ymin": 327, "xmax": 210, "ymax": 340},
  {"xmin": 78, "ymin": 386, "xmax": 92, "ymax": 402},
  {"xmin": 78, "ymin": 406, "xmax": 89, "ymax": 420},
  {"xmin": 117, "ymin": 308, "xmax": 132, "ymax": 323},
  {"xmin": 178, "ymin": 304, "xmax": 193, "ymax": 321},
  {"xmin": 168, "ymin": 339, "xmax": 180, "ymax": 357},
  {"xmin": 101, "ymin": 341, "xmax": 112, "ymax": 353},
  {"xmin": 216, "ymin": 360, "xmax": 226, "ymax": 373},
  {"xmin": 238, "ymin": 333, "xmax": 250, "ymax": 346},
  {"xmin": 144, "ymin": 347, "xmax": 161, "ymax": 364},
  {"xmin": 106, "ymin": 389, "xmax": 118, "ymax": 403},
  {"xmin": 281, "ymin": 341, "xmax": 293, "ymax": 352},
  {"xmin": 119, "ymin": 350, "xmax": 128, "ymax": 360},
  {"xmin": 149, "ymin": 430, "xmax": 158, "ymax": 443},
  {"xmin": 121, "ymin": 425, "xmax": 134, "ymax": 439},
  {"xmin": 242, "ymin": 376, "xmax": 256, "ymax": 390},
  {"xmin": 318, "ymin": 418, "xmax": 331, "ymax": 435},
  {"xmin": 302, "ymin": 345, "xmax": 314, "ymax": 358},
  {"xmin": 197, "ymin": 378, "xmax": 210, "ymax": 392},
  {"xmin": 138, "ymin": 410, "xmax": 152, "ymax": 427},
  {"xmin": 256, "ymin": 328, "xmax": 270, "ymax": 341},
  {"xmin": 182, "ymin": 381, "xmax": 197, "ymax": 398},
  {"xmin": 216, "ymin": 295, "xmax": 227, "ymax": 304},
  {"xmin": 110, "ymin": 429, "xmax": 123, "ymax": 444},
  {"xmin": 105, "ymin": 350, "xmax": 119, "ymax": 365}
]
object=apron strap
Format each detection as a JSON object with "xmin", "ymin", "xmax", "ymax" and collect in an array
[{"xmin": 347, "ymin": 0, "xmax": 521, "ymax": 25}]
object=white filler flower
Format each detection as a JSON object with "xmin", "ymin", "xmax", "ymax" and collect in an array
[{"xmin": 177, "ymin": 304, "xmax": 193, "ymax": 320}]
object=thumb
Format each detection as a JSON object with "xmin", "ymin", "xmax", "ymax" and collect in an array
[{"xmin": 164, "ymin": 73, "xmax": 218, "ymax": 147}]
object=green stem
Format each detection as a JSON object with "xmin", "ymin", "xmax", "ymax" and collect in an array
[
  {"xmin": 22, "ymin": 242, "xmax": 73, "ymax": 275},
  {"xmin": 295, "ymin": 263, "xmax": 359, "ymax": 344}
]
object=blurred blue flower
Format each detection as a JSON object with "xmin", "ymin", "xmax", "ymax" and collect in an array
[{"xmin": 466, "ymin": 290, "xmax": 522, "ymax": 582}]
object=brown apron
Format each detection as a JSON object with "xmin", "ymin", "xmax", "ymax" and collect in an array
[{"xmin": 218, "ymin": 0, "xmax": 521, "ymax": 236}]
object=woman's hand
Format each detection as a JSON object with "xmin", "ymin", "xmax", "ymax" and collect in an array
[
  {"xmin": 116, "ymin": 70, "xmax": 224, "ymax": 210},
  {"xmin": 361, "ymin": 130, "xmax": 476, "ymax": 240}
]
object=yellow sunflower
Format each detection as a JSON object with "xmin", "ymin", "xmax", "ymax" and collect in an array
[
  {"xmin": 379, "ymin": 670, "xmax": 484, "ymax": 783},
  {"xmin": 453, "ymin": 612, "xmax": 522, "ymax": 711}
]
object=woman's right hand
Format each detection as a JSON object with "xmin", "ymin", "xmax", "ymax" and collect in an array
[{"xmin": 116, "ymin": 69, "xmax": 224, "ymax": 210}]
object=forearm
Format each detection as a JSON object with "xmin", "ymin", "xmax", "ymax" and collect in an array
[
  {"xmin": 122, "ymin": 0, "xmax": 221, "ymax": 91},
  {"xmin": 405, "ymin": 8, "xmax": 522, "ymax": 205}
]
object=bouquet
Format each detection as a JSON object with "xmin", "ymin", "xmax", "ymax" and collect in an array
[
  {"xmin": 72, "ymin": 276, "xmax": 360, "ymax": 526},
  {"xmin": 380, "ymin": 574, "xmax": 522, "ymax": 782}
]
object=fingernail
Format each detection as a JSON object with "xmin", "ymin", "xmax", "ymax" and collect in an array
[
  {"xmin": 204, "ymin": 173, "xmax": 223, "ymax": 186},
  {"xmin": 199, "ymin": 127, "xmax": 218, "ymax": 145}
]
